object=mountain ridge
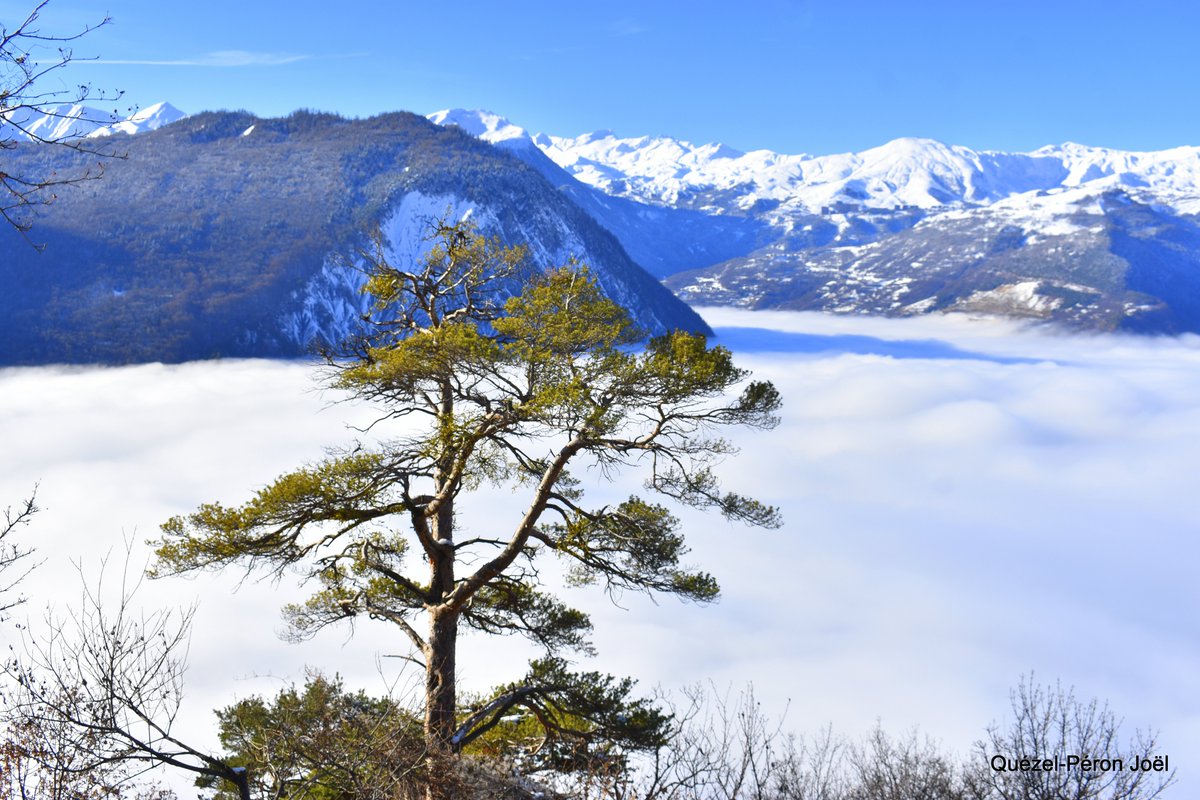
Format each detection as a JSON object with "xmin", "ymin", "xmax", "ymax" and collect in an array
[
  {"xmin": 9, "ymin": 102, "xmax": 1200, "ymax": 340},
  {"xmin": 19, "ymin": 101, "xmax": 1200, "ymax": 213},
  {"xmin": 431, "ymin": 108, "xmax": 1200, "ymax": 333},
  {"xmin": 428, "ymin": 107, "xmax": 1200, "ymax": 216},
  {"xmin": 0, "ymin": 109, "xmax": 708, "ymax": 365}
]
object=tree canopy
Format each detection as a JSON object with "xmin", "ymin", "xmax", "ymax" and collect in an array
[{"xmin": 153, "ymin": 219, "xmax": 782, "ymax": 798}]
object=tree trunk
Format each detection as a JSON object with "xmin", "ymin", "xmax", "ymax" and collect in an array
[
  {"xmin": 229, "ymin": 768, "xmax": 251, "ymax": 800},
  {"xmin": 425, "ymin": 381, "xmax": 460, "ymax": 800},
  {"xmin": 425, "ymin": 473, "xmax": 457, "ymax": 750},
  {"xmin": 424, "ymin": 606, "xmax": 458, "ymax": 800}
]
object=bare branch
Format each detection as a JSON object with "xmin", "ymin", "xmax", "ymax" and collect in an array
[
  {"xmin": 1, "ymin": 0, "xmax": 122, "ymax": 237},
  {"xmin": 2, "ymin": 542, "xmax": 252, "ymax": 799},
  {"xmin": 0, "ymin": 488, "xmax": 41, "ymax": 619}
]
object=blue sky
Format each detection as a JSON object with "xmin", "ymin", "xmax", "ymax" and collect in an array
[{"xmin": 12, "ymin": 0, "xmax": 1200, "ymax": 154}]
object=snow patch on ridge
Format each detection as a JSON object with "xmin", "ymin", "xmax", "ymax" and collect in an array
[
  {"xmin": 950, "ymin": 280, "xmax": 1103, "ymax": 317},
  {"xmin": 278, "ymin": 192, "xmax": 486, "ymax": 349},
  {"xmin": 378, "ymin": 192, "xmax": 490, "ymax": 265}
]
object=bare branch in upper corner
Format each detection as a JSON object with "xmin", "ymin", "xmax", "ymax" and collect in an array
[{"xmin": 1, "ymin": 0, "xmax": 124, "ymax": 238}]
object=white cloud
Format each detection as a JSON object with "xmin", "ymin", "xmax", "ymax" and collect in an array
[
  {"xmin": 1, "ymin": 311, "xmax": 1197, "ymax": 789},
  {"xmin": 94, "ymin": 50, "xmax": 309, "ymax": 67},
  {"xmin": 609, "ymin": 18, "xmax": 647, "ymax": 36}
]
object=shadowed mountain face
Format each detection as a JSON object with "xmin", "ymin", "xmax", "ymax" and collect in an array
[{"xmin": 0, "ymin": 110, "xmax": 709, "ymax": 365}]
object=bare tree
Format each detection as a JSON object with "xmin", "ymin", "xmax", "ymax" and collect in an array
[
  {"xmin": 576, "ymin": 684, "xmax": 946, "ymax": 800},
  {"xmin": 659, "ymin": 684, "xmax": 783, "ymax": 800},
  {"xmin": 843, "ymin": 725, "xmax": 962, "ymax": 800},
  {"xmin": 1, "ymin": 696, "xmax": 177, "ymax": 800},
  {"xmin": 569, "ymin": 678, "xmax": 1176, "ymax": 800},
  {"xmin": 587, "ymin": 684, "xmax": 795, "ymax": 800},
  {"xmin": 0, "ymin": 490, "xmax": 39, "ymax": 621},
  {"xmin": 769, "ymin": 726, "xmax": 851, "ymax": 800},
  {"xmin": 1, "ymin": 548, "xmax": 252, "ymax": 800},
  {"xmin": 967, "ymin": 676, "xmax": 1175, "ymax": 800},
  {"xmin": 2, "ymin": 0, "xmax": 120, "ymax": 234}
]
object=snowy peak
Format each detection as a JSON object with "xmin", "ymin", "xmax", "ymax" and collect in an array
[
  {"xmin": 426, "ymin": 108, "xmax": 534, "ymax": 147},
  {"xmin": 423, "ymin": 106, "xmax": 1200, "ymax": 220},
  {"xmin": 426, "ymin": 106, "xmax": 1200, "ymax": 334},
  {"xmin": 2, "ymin": 103, "xmax": 122, "ymax": 141},
  {"xmin": 1029, "ymin": 141, "xmax": 1200, "ymax": 195},
  {"xmin": 2, "ymin": 101, "xmax": 187, "ymax": 141},
  {"xmin": 536, "ymin": 131, "xmax": 1016, "ymax": 212},
  {"xmin": 90, "ymin": 101, "xmax": 187, "ymax": 137},
  {"xmin": 791, "ymin": 137, "xmax": 993, "ymax": 207},
  {"xmin": 536, "ymin": 129, "xmax": 773, "ymax": 209},
  {"xmin": 427, "ymin": 110, "xmax": 766, "ymax": 207},
  {"xmin": 427, "ymin": 108, "xmax": 1200, "ymax": 218},
  {"xmin": 539, "ymin": 127, "xmax": 1200, "ymax": 215},
  {"xmin": 578, "ymin": 129, "xmax": 618, "ymax": 143}
]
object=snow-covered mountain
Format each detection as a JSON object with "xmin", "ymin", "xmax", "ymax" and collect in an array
[
  {"xmin": 22, "ymin": 102, "xmax": 1199, "ymax": 220},
  {"xmin": 87, "ymin": 101, "xmax": 188, "ymax": 137},
  {"xmin": 533, "ymin": 126, "xmax": 1200, "ymax": 217},
  {"xmin": 428, "ymin": 108, "xmax": 1200, "ymax": 224},
  {"xmin": 427, "ymin": 109, "xmax": 769, "ymax": 278},
  {"xmin": 426, "ymin": 108, "xmax": 534, "ymax": 148},
  {"xmin": 431, "ymin": 108, "xmax": 1200, "ymax": 333},
  {"xmin": 0, "ymin": 110, "xmax": 707, "ymax": 365},
  {"xmin": 1, "ymin": 101, "xmax": 186, "ymax": 141},
  {"xmin": 8, "ymin": 100, "xmax": 1200, "ymax": 342},
  {"xmin": 1, "ymin": 102, "xmax": 117, "ymax": 141}
]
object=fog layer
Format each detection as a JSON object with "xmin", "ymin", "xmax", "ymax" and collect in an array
[{"xmin": 1, "ymin": 311, "xmax": 1196, "ymax": 781}]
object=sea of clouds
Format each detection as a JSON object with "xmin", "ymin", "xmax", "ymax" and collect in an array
[{"xmin": 1, "ymin": 308, "xmax": 1197, "ymax": 790}]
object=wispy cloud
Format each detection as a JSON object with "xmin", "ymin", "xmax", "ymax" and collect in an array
[
  {"xmin": 93, "ymin": 50, "xmax": 309, "ymax": 67},
  {"xmin": 609, "ymin": 17, "xmax": 647, "ymax": 36}
]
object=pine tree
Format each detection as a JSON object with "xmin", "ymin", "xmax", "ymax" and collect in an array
[{"xmin": 153, "ymin": 220, "xmax": 782, "ymax": 799}]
